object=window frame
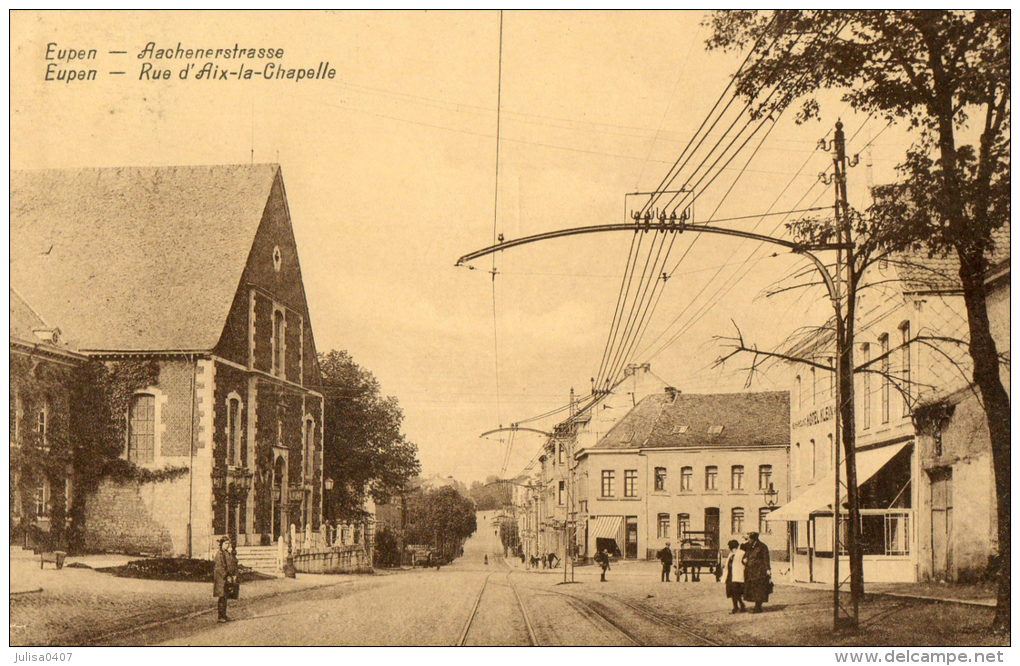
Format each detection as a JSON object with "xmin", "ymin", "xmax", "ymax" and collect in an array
[
  {"xmin": 623, "ymin": 469, "xmax": 638, "ymax": 498},
  {"xmin": 657, "ymin": 513, "xmax": 670, "ymax": 539},
  {"xmin": 731, "ymin": 507, "xmax": 745, "ymax": 535},
  {"xmin": 731, "ymin": 465, "xmax": 744, "ymax": 491},
  {"xmin": 758, "ymin": 464, "xmax": 773, "ymax": 491},
  {"xmin": 127, "ymin": 393, "xmax": 156, "ymax": 464},
  {"xmin": 705, "ymin": 465, "xmax": 718, "ymax": 491},
  {"xmin": 654, "ymin": 466, "xmax": 667, "ymax": 492},
  {"xmin": 900, "ymin": 321, "xmax": 911, "ymax": 417},
  {"xmin": 879, "ymin": 333, "xmax": 890, "ymax": 424},
  {"xmin": 600, "ymin": 470, "xmax": 615, "ymax": 498},
  {"xmin": 680, "ymin": 466, "xmax": 693, "ymax": 491},
  {"xmin": 677, "ymin": 513, "xmax": 690, "ymax": 540},
  {"xmin": 759, "ymin": 507, "xmax": 772, "ymax": 534},
  {"xmin": 272, "ymin": 308, "xmax": 287, "ymax": 377}
]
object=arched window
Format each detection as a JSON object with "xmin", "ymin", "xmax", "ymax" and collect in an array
[
  {"xmin": 128, "ymin": 394, "xmax": 155, "ymax": 463},
  {"xmin": 657, "ymin": 513, "xmax": 670, "ymax": 539},
  {"xmin": 227, "ymin": 397, "xmax": 241, "ymax": 465},
  {"xmin": 795, "ymin": 374, "xmax": 802, "ymax": 409},
  {"xmin": 861, "ymin": 343, "xmax": 871, "ymax": 428},
  {"xmin": 273, "ymin": 310, "xmax": 286, "ymax": 377},
  {"xmin": 810, "ymin": 439, "xmax": 817, "ymax": 479},
  {"xmin": 810, "ymin": 367, "xmax": 817, "ymax": 405},
  {"xmin": 304, "ymin": 418, "xmax": 315, "ymax": 478},
  {"xmin": 654, "ymin": 466, "xmax": 667, "ymax": 491}
]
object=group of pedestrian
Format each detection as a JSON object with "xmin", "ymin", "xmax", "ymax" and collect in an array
[
  {"xmin": 723, "ymin": 532, "xmax": 772, "ymax": 613},
  {"xmin": 523, "ymin": 552, "xmax": 561, "ymax": 569}
]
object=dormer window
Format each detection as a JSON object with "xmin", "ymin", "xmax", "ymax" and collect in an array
[
  {"xmin": 672, "ymin": 425, "xmax": 689, "ymax": 434},
  {"xmin": 708, "ymin": 425, "xmax": 724, "ymax": 435},
  {"xmin": 273, "ymin": 246, "xmax": 282, "ymax": 272}
]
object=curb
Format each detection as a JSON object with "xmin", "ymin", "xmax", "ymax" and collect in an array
[
  {"xmin": 870, "ymin": 590, "xmax": 996, "ymax": 608},
  {"xmin": 85, "ymin": 577, "xmax": 358, "ymax": 646}
]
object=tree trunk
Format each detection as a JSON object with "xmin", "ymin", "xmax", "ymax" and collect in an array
[
  {"xmin": 930, "ymin": 83, "xmax": 1010, "ymax": 632},
  {"xmin": 956, "ymin": 248, "xmax": 1011, "ymax": 632}
]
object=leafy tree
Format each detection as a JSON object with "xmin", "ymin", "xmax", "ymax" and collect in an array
[
  {"xmin": 706, "ymin": 10, "xmax": 1010, "ymax": 629},
  {"xmin": 319, "ymin": 350, "xmax": 420, "ymax": 522},
  {"xmin": 404, "ymin": 486, "xmax": 477, "ymax": 562},
  {"xmin": 468, "ymin": 478, "xmax": 512, "ymax": 511}
]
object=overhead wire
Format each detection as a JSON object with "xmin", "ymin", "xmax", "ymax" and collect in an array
[{"xmin": 597, "ymin": 18, "xmax": 843, "ymax": 390}]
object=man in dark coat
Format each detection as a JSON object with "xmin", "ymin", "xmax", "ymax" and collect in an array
[
  {"xmin": 213, "ymin": 536, "xmax": 239, "ymax": 623},
  {"xmin": 594, "ymin": 548, "xmax": 610, "ymax": 582},
  {"xmin": 656, "ymin": 542, "xmax": 674, "ymax": 582},
  {"xmin": 742, "ymin": 532, "xmax": 771, "ymax": 612}
]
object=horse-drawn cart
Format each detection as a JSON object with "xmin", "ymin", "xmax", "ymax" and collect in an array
[{"xmin": 675, "ymin": 531, "xmax": 720, "ymax": 582}]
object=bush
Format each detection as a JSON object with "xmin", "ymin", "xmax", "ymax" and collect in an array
[{"xmin": 98, "ymin": 558, "xmax": 271, "ymax": 582}]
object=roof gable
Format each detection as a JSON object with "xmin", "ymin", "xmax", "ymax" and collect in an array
[{"xmin": 10, "ymin": 164, "xmax": 280, "ymax": 351}]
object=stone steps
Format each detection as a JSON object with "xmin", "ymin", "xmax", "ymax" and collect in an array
[{"xmin": 235, "ymin": 546, "xmax": 280, "ymax": 574}]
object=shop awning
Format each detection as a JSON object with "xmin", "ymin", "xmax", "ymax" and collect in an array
[
  {"xmin": 589, "ymin": 515, "xmax": 623, "ymax": 540},
  {"xmin": 767, "ymin": 441, "xmax": 909, "ymax": 522}
]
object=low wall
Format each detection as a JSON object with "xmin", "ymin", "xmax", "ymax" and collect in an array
[{"xmin": 293, "ymin": 545, "xmax": 372, "ymax": 574}]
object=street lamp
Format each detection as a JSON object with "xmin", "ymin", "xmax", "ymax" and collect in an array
[{"xmin": 762, "ymin": 482, "xmax": 779, "ymax": 507}]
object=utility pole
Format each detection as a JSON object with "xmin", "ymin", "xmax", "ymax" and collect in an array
[
  {"xmin": 564, "ymin": 388, "xmax": 575, "ymax": 584},
  {"xmin": 831, "ymin": 119, "xmax": 863, "ymax": 627}
]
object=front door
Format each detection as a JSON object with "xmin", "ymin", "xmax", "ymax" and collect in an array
[
  {"xmin": 704, "ymin": 507, "xmax": 720, "ymax": 549},
  {"xmin": 625, "ymin": 516, "xmax": 638, "ymax": 559},
  {"xmin": 930, "ymin": 469, "xmax": 953, "ymax": 580}
]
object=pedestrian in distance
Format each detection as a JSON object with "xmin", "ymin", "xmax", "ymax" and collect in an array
[
  {"xmin": 213, "ymin": 536, "xmax": 239, "ymax": 623},
  {"xmin": 724, "ymin": 540, "xmax": 747, "ymax": 613},
  {"xmin": 594, "ymin": 548, "xmax": 610, "ymax": 582},
  {"xmin": 657, "ymin": 542, "xmax": 674, "ymax": 582},
  {"xmin": 547, "ymin": 552, "xmax": 559, "ymax": 568},
  {"xmin": 742, "ymin": 532, "xmax": 771, "ymax": 613},
  {"xmin": 484, "ymin": 554, "xmax": 489, "ymax": 565}
]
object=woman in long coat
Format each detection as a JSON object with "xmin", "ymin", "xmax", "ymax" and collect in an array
[
  {"xmin": 741, "ymin": 532, "xmax": 771, "ymax": 612},
  {"xmin": 213, "ymin": 537, "xmax": 239, "ymax": 623}
]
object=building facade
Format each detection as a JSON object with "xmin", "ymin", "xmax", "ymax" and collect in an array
[
  {"xmin": 769, "ymin": 244, "xmax": 1008, "ymax": 583},
  {"xmin": 11, "ymin": 164, "xmax": 325, "ymax": 558},
  {"xmin": 575, "ymin": 389, "xmax": 790, "ymax": 561}
]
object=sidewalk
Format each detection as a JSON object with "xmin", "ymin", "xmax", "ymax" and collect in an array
[{"xmin": 9, "ymin": 546, "xmax": 355, "ymax": 646}]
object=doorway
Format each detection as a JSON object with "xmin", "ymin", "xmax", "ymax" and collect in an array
[
  {"xmin": 272, "ymin": 456, "xmax": 287, "ymax": 541},
  {"xmin": 930, "ymin": 468, "xmax": 953, "ymax": 580},
  {"xmin": 704, "ymin": 507, "xmax": 720, "ymax": 550},
  {"xmin": 625, "ymin": 516, "xmax": 638, "ymax": 559}
]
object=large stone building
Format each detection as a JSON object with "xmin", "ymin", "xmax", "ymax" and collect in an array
[
  {"xmin": 574, "ymin": 388, "xmax": 791, "ymax": 561},
  {"xmin": 10, "ymin": 164, "xmax": 325, "ymax": 558},
  {"xmin": 768, "ymin": 236, "xmax": 1009, "ymax": 583}
]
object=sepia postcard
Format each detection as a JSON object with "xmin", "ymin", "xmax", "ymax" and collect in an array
[{"xmin": 7, "ymin": 8, "xmax": 1012, "ymax": 657}]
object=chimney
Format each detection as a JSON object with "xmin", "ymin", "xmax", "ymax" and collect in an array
[{"xmin": 664, "ymin": 386, "xmax": 680, "ymax": 402}]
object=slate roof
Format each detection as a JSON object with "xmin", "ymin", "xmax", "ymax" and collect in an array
[
  {"xmin": 591, "ymin": 390, "xmax": 790, "ymax": 451},
  {"xmin": 10, "ymin": 288, "xmax": 49, "ymax": 341},
  {"xmin": 10, "ymin": 164, "xmax": 281, "ymax": 351}
]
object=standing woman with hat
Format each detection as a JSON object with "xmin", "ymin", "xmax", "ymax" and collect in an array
[{"xmin": 213, "ymin": 536, "xmax": 239, "ymax": 622}]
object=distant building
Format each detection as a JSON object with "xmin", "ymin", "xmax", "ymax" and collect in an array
[
  {"xmin": 10, "ymin": 164, "xmax": 325, "ymax": 558},
  {"xmin": 575, "ymin": 389, "xmax": 790, "ymax": 560}
]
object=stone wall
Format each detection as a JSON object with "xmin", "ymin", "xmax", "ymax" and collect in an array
[
  {"xmin": 83, "ymin": 476, "xmax": 189, "ymax": 556},
  {"xmin": 293, "ymin": 545, "xmax": 371, "ymax": 574}
]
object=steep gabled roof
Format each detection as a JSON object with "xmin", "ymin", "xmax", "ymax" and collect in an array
[
  {"xmin": 10, "ymin": 164, "xmax": 280, "ymax": 352},
  {"xmin": 592, "ymin": 390, "xmax": 790, "ymax": 451}
]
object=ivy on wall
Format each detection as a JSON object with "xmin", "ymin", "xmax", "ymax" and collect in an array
[{"xmin": 12, "ymin": 355, "xmax": 188, "ymax": 552}]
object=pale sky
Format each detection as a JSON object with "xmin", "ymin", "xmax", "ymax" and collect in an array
[{"xmin": 11, "ymin": 10, "xmax": 913, "ymax": 483}]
